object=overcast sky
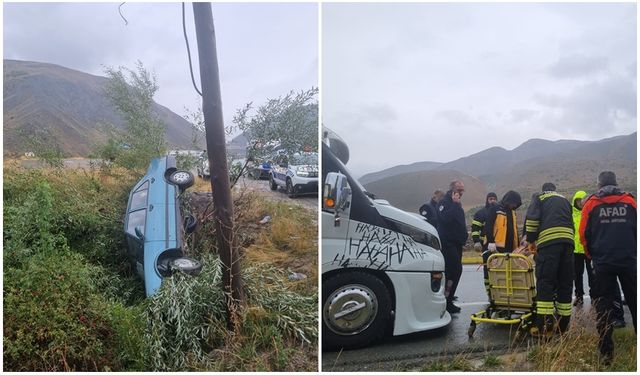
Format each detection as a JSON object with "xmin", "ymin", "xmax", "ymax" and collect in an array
[
  {"xmin": 323, "ymin": 3, "xmax": 637, "ymax": 178},
  {"xmin": 4, "ymin": 2, "xmax": 318, "ymax": 136}
]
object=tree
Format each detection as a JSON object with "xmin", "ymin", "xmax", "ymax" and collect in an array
[
  {"xmin": 231, "ymin": 88, "xmax": 318, "ymax": 162},
  {"xmin": 18, "ymin": 125, "xmax": 66, "ymax": 168},
  {"xmin": 98, "ymin": 61, "xmax": 167, "ymax": 170}
]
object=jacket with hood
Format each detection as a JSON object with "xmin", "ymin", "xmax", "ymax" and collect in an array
[
  {"xmin": 486, "ymin": 191, "xmax": 522, "ymax": 252},
  {"xmin": 471, "ymin": 192, "xmax": 497, "ymax": 245},
  {"xmin": 437, "ymin": 190, "xmax": 468, "ymax": 247},
  {"xmin": 572, "ymin": 190, "xmax": 587, "ymax": 254},
  {"xmin": 579, "ymin": 186, "xmax": 636, "ymax": 271}
]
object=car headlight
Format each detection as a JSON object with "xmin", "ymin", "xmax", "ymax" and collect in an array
[{"xmin": 297, "ymin": 170, "xmax": 310, "ymax": 177}]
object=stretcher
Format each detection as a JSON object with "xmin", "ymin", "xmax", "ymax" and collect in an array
[{"xmin": 468, "ymin": 251, "xmax": 536, "ymax": 338}]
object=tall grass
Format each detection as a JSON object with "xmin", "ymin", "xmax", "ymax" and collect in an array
[{"xmin": 3, "ymin": 163, "xmax": 318, "ymax": 371}]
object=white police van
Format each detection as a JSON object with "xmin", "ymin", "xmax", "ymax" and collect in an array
[
  {"xmin": 269, "ymin": 152, "xmax": 318, "ymax": 198},
  {"xmin": 322, "ymin": 128, "xmax": 450, "ymax": 349}
]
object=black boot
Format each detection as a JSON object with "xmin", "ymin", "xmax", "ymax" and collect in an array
[{"xmin": 446, "ymin": 301, "xmax": 461, "ymax": 314}]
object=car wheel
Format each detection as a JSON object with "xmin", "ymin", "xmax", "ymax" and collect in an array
[
  {"xmin": 322, "ymin": 271, "xmax": 392, "ymax": 350},
  {"xmin": 184, "ymin": 214, "xmax": 197, "ymax": 234},
  {"xmin": 286, "ymin": 178, "xmax": 297, "ymax": 198},
  {"xmin": 169, "ymin": 257, "xmax": 202, "ymax": 276},
  {"xmin": 169, "ymin": 170, "xmax": 194, "ymax": 190},
  {"xmin": 269, "ymin": 174, "xmax": 278, "ymax": 190}
]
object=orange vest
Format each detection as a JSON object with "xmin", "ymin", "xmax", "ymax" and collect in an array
[{"xmin": 493, "ymin": 210, "xmax": 519, "ymax": 250}]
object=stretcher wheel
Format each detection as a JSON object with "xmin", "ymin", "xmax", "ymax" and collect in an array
[{"xmin": 468, "ymin": 321, "xmax": 476, "ymax": 338}]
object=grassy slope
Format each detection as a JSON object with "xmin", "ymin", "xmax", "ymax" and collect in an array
[{"xmin": 3, "ymin": 162, "xmax": 317, "ymax": 371}]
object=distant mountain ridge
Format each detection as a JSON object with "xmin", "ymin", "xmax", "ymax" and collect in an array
[
  {"xmin": 360, "ymin": 132, "xmax": 637, "ymax": 213},
  {"xmin": 3, "ymin": 59, "xmax": 200, "ymax": 157}
]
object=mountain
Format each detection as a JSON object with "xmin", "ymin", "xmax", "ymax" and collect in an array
[
  {"xmin": 360, "ymin": 132, "xmax": 637, "ymax": 214},
  {"xmin": 3, "ymin": 59, "xmax": 200, "ymax": 157},
  {"xmin": 359, "ymin": 161, "xmax": 443, "ymax": 185},
  {"xmin": 363, "ymin": 169, "xmax": 487, "ymax": 212}
]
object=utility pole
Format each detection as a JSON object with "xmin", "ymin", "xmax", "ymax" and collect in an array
[{"xmin": 192, "ymin": 2, "xmax": 244, "ymax": 328}]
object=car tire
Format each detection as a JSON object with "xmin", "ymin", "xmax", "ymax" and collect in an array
[
  {"xmin": 169, "ymin": 257, "xmax": 202, "ymax": 276},
  {"xmin": 286, "ymin": 178, "xmax": 297, "ymax": 198},
  {"xmin": 184, "ymin": 214, "xmax": 197, "ymax": 234},
  {"xmin": 269, "ymin": 174, "xmax": 278, "ymax": 190},
  {"xmin": 322, "ymin": 271, "xmax": 392, "ymax": 350},
  {"xmin": 168, "ymin": 170, "xmax": 194, "ymax": 190}
]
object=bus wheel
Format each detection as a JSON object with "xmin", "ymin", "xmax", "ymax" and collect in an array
[{"xmin": 322, "ymin": 271, "xmax": 391, "ymax": 350}]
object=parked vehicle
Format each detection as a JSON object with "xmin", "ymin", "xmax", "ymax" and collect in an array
[
  {"xmin": 269, "ymin": 152, "xmax": 318, "ymax": 197},
  {"xmin": 248, "ymin": 159, "xmax": 272, "ymax": 180},
  {"xmin": 124, "ymin": 155, "xmax": 202, "ymax": 297},
  {"xmin": 321, "ymin": 129, "xmax": 450, "ymax": 349},
  {"xmin": 197, "ymin": 153, "xmax": 209, "ymax": 178}
]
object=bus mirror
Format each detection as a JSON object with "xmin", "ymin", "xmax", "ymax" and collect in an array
[{"xmin": 324, "ymin": 172, "xmax": 351, "ymax": 212}]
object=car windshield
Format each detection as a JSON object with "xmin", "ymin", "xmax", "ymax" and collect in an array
[{"xmin": 291, "ymin": 153, "xmax": 317, "ymax": 165}]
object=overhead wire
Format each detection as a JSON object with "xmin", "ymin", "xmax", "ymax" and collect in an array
[{"xmin": 182, "ymin": 2, "xmax": 203, "ymax": 97}]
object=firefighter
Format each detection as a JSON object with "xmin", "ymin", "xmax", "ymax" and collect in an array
[
  {"xmin": 579, "ymin": 171, "xmax": 636, "ymax": 365},
  {"xmin": 525, "ymin": 182, "xmax": 574, "ymax": 336},
  {"xmin": 471, "ymin": 192, "xmax": 498, "ymax": 295}
]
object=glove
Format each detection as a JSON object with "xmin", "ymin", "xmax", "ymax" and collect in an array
[
  {"xmin": 473, "ymin": 242, "xmax": 482, "ymax": 252},
  {"xmin": 487, "ymin": 243, "xmax": 497, "ymax": 253}
]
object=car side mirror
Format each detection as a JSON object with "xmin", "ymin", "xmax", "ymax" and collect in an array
[
  {"xmin": 323, "ymin": 172, "xmax": 351, "ymax": 215},
  {"xmin": 134, "ymin": 226, "xmax": 144, "ymax": 240}
]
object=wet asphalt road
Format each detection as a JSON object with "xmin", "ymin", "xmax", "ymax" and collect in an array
[{"xmin": 321, "ymin": 264, "xmax": 632, "ymax": 371}]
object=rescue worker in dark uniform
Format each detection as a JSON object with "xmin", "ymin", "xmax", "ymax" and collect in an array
[
  {"xmin": 572, "ymin": 190, "xmax": 626, "ymax": 326},
  {"xmin": 579, "ymin": 171, "xmax": 636, "ymax": 365},
  {"xmin": 437, "ymin": 180, "xmax": 467, "ymax": 314},
  {"xmin": 471, "ymin": 192, "xmax": 498, "ymax": 295},
  {"xmin": 525, "ymin": 182, "xmax": 574, "ymax": 336},
  {"xmin": 419, "ymin": 189, "xmax": 444, "ymax": 228},
  {"xmin": 471, "ymin": 192, "xmax": 499, "ymax": 249}
]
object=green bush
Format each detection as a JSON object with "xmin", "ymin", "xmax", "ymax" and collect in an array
[{"xmin": 3, "ymin": 251, "xmax": 146, "ymax": 371}]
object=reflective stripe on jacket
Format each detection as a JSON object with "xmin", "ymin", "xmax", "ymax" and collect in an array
[{"xmin": 525, "ymin": 191, "xmax": 573, "ymax": 249}]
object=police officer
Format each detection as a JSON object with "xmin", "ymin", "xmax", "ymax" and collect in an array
[
  {"xmin": 579, "ymin": 171, "xmax": 636, "ymax": 365},
  {"xmin": 471, "ymin": 192, "xmax": 498, "ymax": 295},
  {"xmin": 419, "ymin": 189, "xmax": 444, "ymax": 228},
  {"xmin": 437, "ymin": 180, "xmax": 467, "ymax": 313},
  {"xmin": 525, "ymin": 182, "xmax": 574, "ymax": 336}
]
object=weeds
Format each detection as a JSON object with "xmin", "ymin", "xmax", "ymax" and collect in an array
[
  {"xmin": 528, "ymin": 309, "xmax": 637, "ymax": 372},
  {"xmin": 4, "ymin": 163, "xmax": 317, "ymax": 371}
]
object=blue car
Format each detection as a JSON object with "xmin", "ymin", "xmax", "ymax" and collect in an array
[{"xmin": 124, "ymin": 155, "xmax": 202, "ymax": 296}]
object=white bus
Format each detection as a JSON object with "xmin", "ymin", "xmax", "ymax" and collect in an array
[{"xmin": 321, "ymin": 129, "xmax": 451, "ymax": 349}]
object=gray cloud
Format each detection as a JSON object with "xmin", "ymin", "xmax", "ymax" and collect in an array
[
  {"xmin": 4, "ymin": 3, "xmax": 318, "ymax": 126},
  {"xmin": 547, "ymin": 53, "xmax": 608, "ymax": 79},
  {"xmin": 323, "ymin": 3, "xmax": 636, "ymax": 176},
  {"xmin": 534, "ymin": 74, "xmax": 636, "ymax": 135}
]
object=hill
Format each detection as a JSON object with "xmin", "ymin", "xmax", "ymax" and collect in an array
[
  {"xmin": 3, "ymin": 59, "xmax": 200, "ymax": 157},
  {"xmin": 363, "ymin": 169, "xmax": 487, "ymax": 212},
  {"xmin": 359, "ymin": 132, "xmax": 637, "ymax": 214},
  {"xmin": 359, "ymin": 160, "xmax": 443, "ymax": 185}
]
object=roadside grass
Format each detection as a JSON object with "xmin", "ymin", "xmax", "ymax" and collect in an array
[
  {"xmin": 527, "ymin": 308, "xmax": 636, "ymax": 372},
  {"xmin": 414, "ymin": 308, "xmax": 635, "ymax": 372},
  {"xmin": 3, "ymin": 164, "xmax": 317, "ymax": 371}
]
